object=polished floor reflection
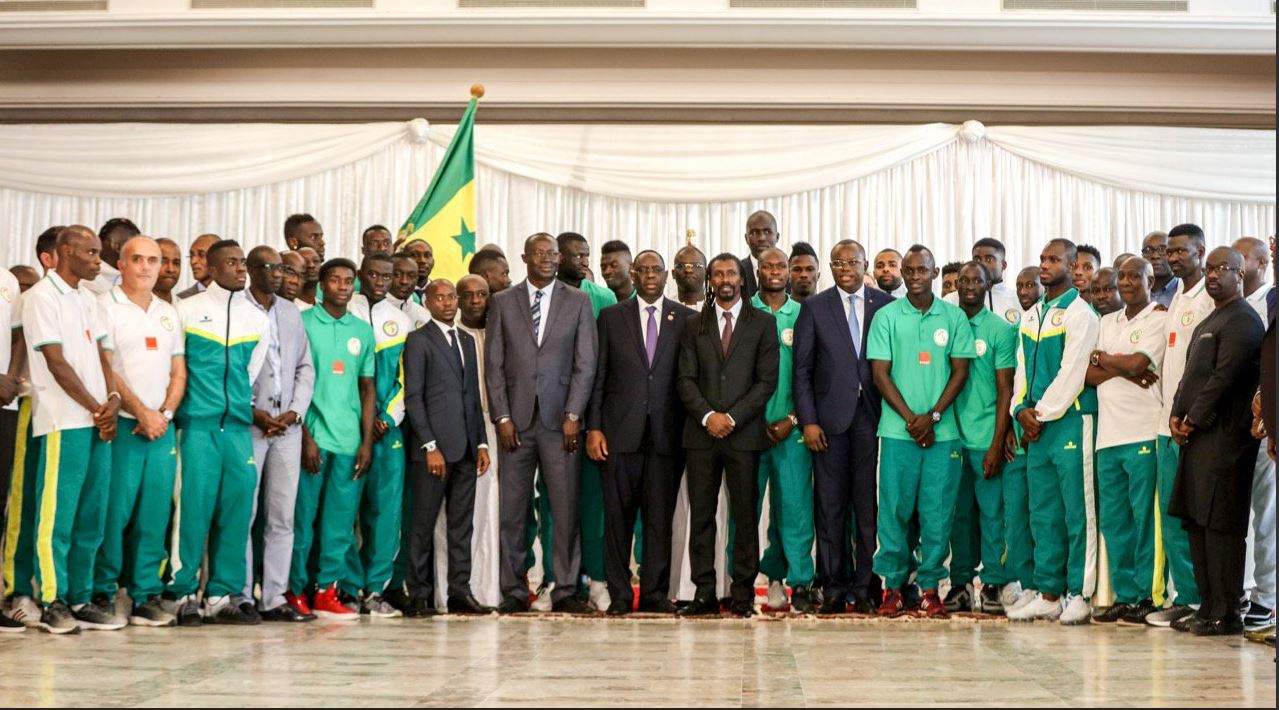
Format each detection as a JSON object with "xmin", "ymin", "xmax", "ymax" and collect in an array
[{"xmin": 0, "ymin": 615, "xmax": 1273, "ymax": 707}]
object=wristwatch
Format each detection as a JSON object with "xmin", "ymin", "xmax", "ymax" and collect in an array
[
  {"xmin": 158, "ymin": 407, "xmax": 173, "ymax": 422},
  {"xmin": 1090, "ymin": 351, "xmax": 1101, "ymax": 367},
  {"xmin": 787, "ymin": 413, "xmax": 799, "ymax": 427},
  {"xmin": 929, "ymin": 410, "xmax": 942, "ymax": 423},
  {"xmin": 423, "ymin": 441, "xmax": 438, "ymax": 453},
  {"xmin": 565, "ymin": 412, "xmax": 580, "ymax": 422}
]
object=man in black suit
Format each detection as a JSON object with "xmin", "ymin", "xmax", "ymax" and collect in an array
[
  {"xmin": 1168, "ymin": 246, "xmax": 1266, "ymax": 636},
  {"xmin": 586, "ymin": 250, "xmax": 695, "ymax": 615},
  {"xmin": 403, "ymin": 279, "xmax": 493, "ymax": 615},
  {"xmin": 792, "ymin": 239, "xmax": 894, "ymax": 614},
  {"xmin": 741, "ymin": 210, "xmax": 780, "ymax": 299},
  {"xmin": 675, "ymin": 254, "xmax": 779, "ymax": 617}
]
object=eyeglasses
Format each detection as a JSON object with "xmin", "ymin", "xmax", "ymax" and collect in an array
[
  {"xmin": 277, "ymin": 266, "xmax": 299, "ymax": 277},
  {"xmin": 1140, "ymin": 245, "xmax": 1167, "ymax": 256},
  {"xmin": 526, "ymin": 249, "xmax": 559, "ymax": 261},
  {"xmin": 633, "ymin": 266, "xmax": 664, "ymax": 275},
  {"xmin": 1206, "ymin": 264, "xmax": 1241, "ymax": 275},
  {"xmin": 256, "ymin": 263, "xmax": 286, "ymax": 273},
  {"xmin": 830, "ymin": 259, "xmax": 864, "ymax": 270},
  {"xmin": 673, "ymin": 263, "xmax": 704, "ymax": 273}
]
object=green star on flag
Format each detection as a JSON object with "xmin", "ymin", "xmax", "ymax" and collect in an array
[{"xmin": 453, "ymin": 217, "xmax": 477, "ymax": 259}]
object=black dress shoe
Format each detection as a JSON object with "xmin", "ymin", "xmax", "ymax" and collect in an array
[
  {"xmin": 1194, "ymin": 616, "xmax": 1245, "ymax": 636},
  {"xmin": 730, "ymin": 601, "xmax": 756, "ymax": 618},
  {"xmin": 638, "ymin": 598, "xmax": 678, "ymax": 615},
  {"xmin": 261, "ymin": 605, "xmax": 315, "ymax": 622},
  {"xmin": 552, "ymin": 596, "xmax": 594, "ymax": 614},
  {"xmin": 819, "ymin": 594, "xmax": 848, "ymax": 615},
  {"xmin": 497, "ymin": 597, "xmax": 528, "ymax": 615},
  {"xmin": 383, "ymin": 588, "xmax": 412, "ymax": 614},
  {"xmin": 1172, "ymin": 613, "xmax": 1206, "ymax": 633},
  {"xmin": 850, "ymin": 597, "xmax": 878, "ymax": 615},
  {"xmin": 447, "ymin": 594, "xmax": 495, "ymax": 615},
  {"xmin": 606, "ymin": 602, "xmax": 630, "ymax": 617},
  {"xmin": 405, "ymin": 596, "xmax": 440, "ymax": 618},
  {"xmin": 676, "ymin": 597, "xmax": 720, "ymax": 618},
  {"xmin": 238, "ymin": 601, "xmax": 262, "ymax": 624},
  {"xmin": 791, "ymin": 586, "xmax": 816, "ymax": 615}
]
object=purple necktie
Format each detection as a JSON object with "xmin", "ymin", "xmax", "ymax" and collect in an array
[{"xmin": 645, "ymin": 305, "xmax": 658, "ymax": 367}]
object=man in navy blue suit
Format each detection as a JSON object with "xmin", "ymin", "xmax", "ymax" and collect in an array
[{"xmin": 793, "ymin": 239, "xmax": 894, "ymax": 614}]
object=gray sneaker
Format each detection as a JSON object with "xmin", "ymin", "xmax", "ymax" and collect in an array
[
  {"xmin": 130, "ymin": 597, "xmax": 177, "ymax": 627},
  {"xmin": 40, "ymin": 600, "xmax": 81, "ymax": 635},
  {"xmin": 73, "ymin": 595, "xmax": 127, "ymax": 630},
  {"xmin": 1146, "ymin": 604, "xmax": 1196, "ymax": 627},
  {"xmin": 176, "ymin": 596, "xmax": 203, "ymax": 627},
  {"xmin": 204, "ymin": 599, "xmax": 261, "ymax": 625},
  {"xmin": 6, "ymin": 595, "xmax": 42, "ymax": 628},
  {"xmin": 363, "ymin": 593, "xmax": 403, "ymax": 619}
]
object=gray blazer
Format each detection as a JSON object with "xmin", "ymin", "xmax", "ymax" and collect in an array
[
  {"xmin": 249, "ymin": 295, "xmax": 314, "ymax": 423},
  {"xmin": 176, "ymin": 282, "xmax": 206, "ymax": 300},
  {"xmin": 404, "ymin": 322, "xmax": 487, "ymax": 463},
  {"xmin": 485, "ymin": 279, "xmax": 598, "ymax": 431}
]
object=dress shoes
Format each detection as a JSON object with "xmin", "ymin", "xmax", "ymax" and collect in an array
[
  {"xmin": 675, "ymin": 597, "xmax": 720, "ymax": 618},
  {"xmin": 447, "ymin": 595, "xmax": 495, "ymax": 615}
]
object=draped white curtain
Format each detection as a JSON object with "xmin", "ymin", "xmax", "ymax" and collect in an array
[{"xmin": 0, "ymin": 120, "xmax": 1272, "ymax": 285}]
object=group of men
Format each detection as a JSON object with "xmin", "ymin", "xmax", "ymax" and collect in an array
[{"xmin": 0, "ymin": 212, "xmax": 1273, "ymax": 641}]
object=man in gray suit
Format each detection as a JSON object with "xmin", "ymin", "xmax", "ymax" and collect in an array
[
  {"xmin": 176, "ymin": 233, "xmax": 219, "ymax": 300},
  {"xmin": 240, "ymin": 246, "xmax": 315, "ymax": 622},
  {"xmin": 486, "ymin": 232, "xmax": 598, "ymax": 614}
]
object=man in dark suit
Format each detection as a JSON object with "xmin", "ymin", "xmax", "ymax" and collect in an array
[
  {"xmin": 792, "ymin": 239, "xmax": 894, "ymax": 614},
  {"xmin": 586, "ymin": 250, "xmax": 695, "ymax": 615},
  {"xmin": 486, "ymin": 233, "xmax": 598, "ymax": 614},
  {"xmin": 741, "ymin": 210, "xmax": 780, "ymax": 299},
  {"xmin": 403, "ymin": 279, "xmax": 492, "ymax": 616},
  {"xmin": 1168, "ymin": 246, "xmax": 1265, "ymax": 636},
  {"xmin": 675, "ymin": 254, "xmax": 779, "ymax": 617}
]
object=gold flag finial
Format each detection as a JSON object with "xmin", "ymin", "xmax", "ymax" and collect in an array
[{"xmin": 686, "ymin": 228, "xmax": 696, "ymax": 245}]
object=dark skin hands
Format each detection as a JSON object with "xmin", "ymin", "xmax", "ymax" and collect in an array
[
  {"xmin": 497, "ymin": 419, "xmax": 520, "ymax": 452},
  {"xmin": 802, "ymin": 423, "xmax": 828, "ymax": 453},
  {"xmin": 562, "ymin": 417, "xmax": 581, "ymax": 453},
  {"xmin": 766, "ymin": 416, "xmax": 795, "ymax": 446}
]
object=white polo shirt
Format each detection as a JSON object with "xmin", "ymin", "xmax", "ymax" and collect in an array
[
  {"xmin": 24, "ymin": 272, "xmax": 108, "ymax": 437},
  {"xmin": 943, "ymin": 280, "xmax": 1023, "ymax": 327},
  {"xmin": 98, "ymin": 286, "xmax": 184, "ymax": 419},
  {"xmin": 1096, "ymin": 301, "xmax": 1167, "ymax": 450},
  {"xmin": 84, "ymin": 262, "xmax": 121, "ymax": 296},
  {"xmin": 1157, "ymin": 276, "xmax": 1215, "ymax": 438},
  {"xmin": 0, "ymin": 269, "xmax": 20, "ymax": 411}
]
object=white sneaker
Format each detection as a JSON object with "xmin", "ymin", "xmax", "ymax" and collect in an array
[
  {"xmin": 1059, "ymin": 594, "xmax": 1092, "ymax": 625},
  {"xmin": 1007, "ymin": 594, "xmax": 1063, "ymax": 622},
  {"xmin": 1007, "ymin": 589, "xmax": 1039, "ymax": 614},
  {"xmin": 531, "ymin": 583, "xmax": 553, "ymax": 612},
  {"xmin": 999, "ymin": 582, "xmax": 1024, "ymax": 611},
  {"xmin": 766, "ymin": 581, "xmax": 790, "ymax": 611},
  {"xmin": 7, "ymin": 595, "xmax": 42, "ymax": 628},
  {"xmin": 588, "ymin": 580, "xmax": 611, "ymax": 612}
]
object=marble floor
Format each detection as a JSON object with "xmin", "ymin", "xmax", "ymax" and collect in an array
[{"xmin": 0, "ymin": 615, "xmax": 1273, "ymax": 707}]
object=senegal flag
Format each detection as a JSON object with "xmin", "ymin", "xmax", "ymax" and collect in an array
[{"xmin": 398, "ymin": 95, "xmax": 478, "ymax": 283}]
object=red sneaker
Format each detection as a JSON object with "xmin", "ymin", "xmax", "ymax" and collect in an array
[
  {"xmin": 877, "ymin": 589, "xmax": 906, "ymax": 618},
  {"xmin": 312, "ymin": 584, "xmax": 359, "ymax": 620},
  {"xmin": 284, "ymin": 591, "xmax": 313, "ymax": 617},
  {"xmin": 919, "ymin": 589, "xmax": 949, "ymax": 619}
]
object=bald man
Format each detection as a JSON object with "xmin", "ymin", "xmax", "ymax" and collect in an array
[
  {"xmin": 93, "ymin": 237, "xmax": 187, "ymax": 627},
  {"xmin": 177, "ymin": 233, "xmax": 219, "ymax": 300},
  {"xmin": 741, "ymin": 210, "xmax": 780, "ymax": 299},
  {"xmin": 1234, "ymin": 236, "xmax": 1276, "ymax": 632}
]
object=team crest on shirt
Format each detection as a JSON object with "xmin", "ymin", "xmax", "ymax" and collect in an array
[
  {"xmin": 1181, "ymin": 310, "xmax": 1196, "ymax": 327},
  {"xmin": 347, "ymin": 337, "xmax": 362, "ymax": 355},
  {"xmin": 382, "ymin": 321, "xmax": 400, "ymax": 337},
  {"xmin": 0, "ymin": 287, "xmax": 10, "ymax": 304},
  {"xmin": 975, "ymin": 339, "xmax": 988, "ymax": 357},
  {"xmin": 1004, "ymin": 308, "xmax": 1019, "ymax": 324},
  {"xmin": 1050, "ymin": 311, "xmax": 1065, "ymax": 327},
  {"xmin": 1129, "ymin": 330, "xmax": 1141, "ymax": 344},
  {"xmin": 933, "ymin": 328, "xmax": 949, "ymax": 347},
  {"xmin": 781, "ymin": 328, "xmax": 794, "ymax": 346},
  {"xmin": 159, "ymin": 315, "xmax": 174, "ymax": 331}
]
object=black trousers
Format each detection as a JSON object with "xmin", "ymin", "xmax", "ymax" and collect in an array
[
  {"xmin": 0, "ymin": 407, "xmax": 17, "ymax": 535},
  {"xmin": 686, "ymin": 441, "xmax": 759, "ymax": 605},
  {"xmin": 406, "ymin": 453, "xmax": 478, "ymax": 601},
  {"xmin": 601, "ymin": 428, "xmax": 682, "ymax": 607},
  {"xmin": 1187, "ymin": 523, "xmax": 1247, "ymax": 622},
  {"xmin": 814, "ymin": 412, "xmax": 880, "ymax": 603}
]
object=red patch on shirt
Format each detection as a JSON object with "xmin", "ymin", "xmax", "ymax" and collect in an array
[
  {"xmin": 332, "ymin": 360, "xmax": 345, "ymax": 376},
  {"xmin": 1168, "ymin": 332, "xmax": 1176, "ymax": 347},
  {"xmin": 918, "ymin": 351, "xmax": 931, "ymax": 365},
  {"xmin": 85, "ymin": 329, "xmax": 92, "ymax": 342},
  {"xmin": 145, "ymin": 337, "xmax": 158, "ymax": 351}
]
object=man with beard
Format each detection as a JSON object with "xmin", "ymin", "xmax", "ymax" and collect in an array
[
  {"xmin": 1087, "ymin": 256, "xmax": 1164, "ymax": 625},
  {"xmin": 177, "ymin": 233, "xmax": 219, "ymax": 300},
  {"xmin": 1142, "ymin": 230, "xmax": 1180, "ymax": 308},
  {"xmin": 403, "ymin": 239, "xmax": 435, "ymax": 305},
  {"xmin": 1090, "ymin": 267, "xmax": 1123, "ymax": 317},
  {"xmin": 600, "ymin": 241, "xmax": 636, "ymax": 303},
  {"xmin": 1168, "ymin": 247, "xmax": 1264, "ymax": 636},
  {"xmin": 469, "ymin": 248, "xmax": 511, "ymax": 295},
  {"xmin": 673, "ymin": 245, "xmax": 707, "ymax": 308},
  {"xmin": 276, "ymin": 251, "xmax": 306, "ymax": 303},
  {"xmin": 284, "ymin": 213, "xmax": 326, "ymax": 260},
  {"xmin": 24, "ymin": 226, "xmax": 120, "ymax": 633},
  {"xmin": 153, "ymin": 238, "xmax": 182, "ymax": 304},
  {"xmin": 788, "ymin": 242, "xmax": 820, "ymax": 303},
  {"xmin": 296, "ymin": 246, "xmax": 322, "ymax": 309},
  {"xmin": 741, "ymin": 211, "xmax": 780, "ymax": 299}
]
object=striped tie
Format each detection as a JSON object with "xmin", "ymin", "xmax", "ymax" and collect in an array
[{"xmin": 531, "ymin": 288, "xmax": 544, "ymax": 345}]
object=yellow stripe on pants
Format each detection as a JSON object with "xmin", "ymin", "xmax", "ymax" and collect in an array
[
  {"xmin": 36, "ymin": 430, "xmax": 61, "ymax": 602},
  {"xmin": 2, "ymin": 399, "xmax": 31, "ymax": 594}
]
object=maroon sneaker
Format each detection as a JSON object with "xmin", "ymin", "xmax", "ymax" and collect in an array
[
  {"xmin": 919, "ymin": 589, "xmax": 949, "ymax": 619},
  {"xmin": 877, "ymin": 589, "xmax": 906, "ymax": 618}
]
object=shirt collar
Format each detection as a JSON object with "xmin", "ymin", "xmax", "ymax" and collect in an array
[
  {"xmin": 310, "ymin": 304, "xmax": 353, "ymax": 325},
  {"xmin": 750, "ymin": 292, "xmax": 797, "ymax": 316},
  {"xmin": 242, "ymin": 288, "xmax": 277, "ymax": 313},
  {"xmin": 836, "ymin": 283, "xmax": 864, "ymax": 300},
  {"xmin": 46, "ymin": 270, "xmax": 75, "ymax": 294},
  {"xmin": 432, "ymin": 318, "xmax": 457, "ymax": 337},
  {"xmin": 1117, "ymin": 300, "xmax": 1161, "ymax": 324},
  {"xmin": 714, "ymin": 298, "xmax": 743, "ymax": 322},
  {"xmin": 1153, "ymin": 276, "xmax": 1179, "ymax": 294},
  {"xmin": 527, "ymin": 280, "xmax": 554, "ymax": 299}
]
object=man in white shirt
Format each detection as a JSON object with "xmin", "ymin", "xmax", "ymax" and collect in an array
[
  {"xmin": 874, "ymin": 248, "xmax": 907, "ymax": 299},
  {"xmin": 1147, "ymin": 224, "xmax": 1215, "ymax": 627},
  {"xmin": 1235, "ymin": 236, "xmax": 1276, "ymax": 632},
  {"xmin": 23, "ymin": 226, "xmax": 122, "ymax": 634},
  {"xmin": 92, "ymin": 237, "xmax": 186, "ymax": 628},
  {"xmin": 1086, "ymin": 256, "xmax": 1165, "ymax": 625},
  {"xmin": 944, "ymin": 238, "xmax": 1023, "ymax": 327}
]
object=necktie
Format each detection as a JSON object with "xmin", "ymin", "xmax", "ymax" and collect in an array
[
  {"xmin": 645, "ymin": 305, "xmax": 658, "ymax": 367},
  {"xmin": 848, "ymin": 293, "xmax": 861, "ymax": 357},
  {"xmin": 721, "ymin": 311, "xmax": 733, "ymax": 356},
  {"xmin": 531, "ymin": 288, "xmax": 544, "ymax": 345},
  {"xmin": 448, "ymin": 327, "xmax": 464, "ymax": 373}
]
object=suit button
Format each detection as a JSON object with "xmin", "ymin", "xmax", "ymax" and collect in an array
[
  {"xmin": 648, "ymin": 374, "xmax": 653, "ymax": 380},
  {"xmin": 721, "ymin": 375, "xmax": 726, "ymax": 381}
]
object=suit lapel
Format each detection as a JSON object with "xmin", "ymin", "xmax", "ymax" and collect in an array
[
  {"xmin": 653, "ymin": 299, "xmax": 680, "ymax": 368},
  {"xmin": 513, "ymin": 280, "xmax": 538, "ymax": 347},
  {"xmin": 828, "ymin": 289, "xmax": 857, "ymax": 357},
  {"xmin": 539, "ymin": 281, "xmax": 570, "ymax": 349},
  {"xmin": 623, "ymin": 299, "xmax": 649, "ymax": 368},
  {"xmin": 425, "ymin": 323, "xmax": 464, "ymax": 382},
  {"xmin": 723, "ymin": 303, "xmax": 749, "ymax": 364}
]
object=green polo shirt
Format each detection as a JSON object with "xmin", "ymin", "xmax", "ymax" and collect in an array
[
  {"xmin": 302, "ymin": 305, "xmax": 376, "ymax": 456},
  {"xmin": 578, "ymin": 278, "xmax": 618, "ymax": 318},
  {"xmin": 752, "ymin": 293, "xmax": 800, "ymax": 423},
  {"xmin": 954, "ymin": 307, "xmax": 1017, "ymax": 451},
  {"xmin": 866, "ymin": 295, "xmax": 977, "ymax": 442}
]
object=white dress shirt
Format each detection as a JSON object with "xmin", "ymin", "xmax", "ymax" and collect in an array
[
  {"xmin": 637, "ymin": 295, "xmax": 663, "ymax": 344},
  {"xmin": 837, "ymin": 283, "xmax": 867, "ymax": 338},
  {"xmin": 527, "ymin": 280, "xmax": 555, "ymax": 347},
  {"xmin": 702, "ymin": 298, "xmax": 744, "ymax": 427},
  {"xmin": 433, "ymin": 318, "xmax": 463, "ymax": 374}
]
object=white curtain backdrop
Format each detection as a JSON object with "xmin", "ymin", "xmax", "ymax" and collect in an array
[{"xmin": 0, "ymin": 120, "xmax": 1272, "ymax": 287}]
